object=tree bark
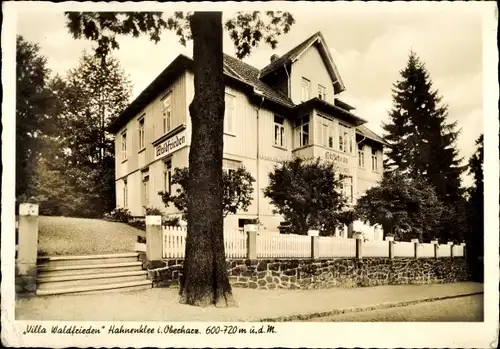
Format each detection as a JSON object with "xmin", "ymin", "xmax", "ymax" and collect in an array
[{"xmin": 180, "ymin": 12, "xmax": 235, "ymax": 307}]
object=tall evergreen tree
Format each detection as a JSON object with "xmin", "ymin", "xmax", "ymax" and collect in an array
[
  {"xmin": 15, "ymin": 36, "xmax": 54, "ymax": 202},
  {"xmin": 57, "ymin": 52, "xmax": 132, "ymax": 217},
  {"xmin": 466, "ymin": 134, "xmax": 484, "ymax": 281},
  {"xmin": 383, "ymin": 51, "xmax": 466, "ymax": 241}
]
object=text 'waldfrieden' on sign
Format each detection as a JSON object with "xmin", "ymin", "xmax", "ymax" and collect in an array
[{"xmin": 155, "ymin": 130, "xmax": 186, "ymax": 160}]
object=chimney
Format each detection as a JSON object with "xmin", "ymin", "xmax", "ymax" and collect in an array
[{"xmin": 270, "ymin": 54, "xmax": 280, "ymax": 63}]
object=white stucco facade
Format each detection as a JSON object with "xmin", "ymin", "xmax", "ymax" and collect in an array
[{"xmin": 112, "ymin": 33, "xmax": 385, "ymax": 239}]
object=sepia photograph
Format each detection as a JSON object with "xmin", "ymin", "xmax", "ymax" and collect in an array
[{"xmin": 2, "ymin": 1, "xmax": 498, "ymax": 348}]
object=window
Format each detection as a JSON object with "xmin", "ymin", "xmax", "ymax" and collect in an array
[
  {"xmin": 358, "ymin": 144, "xmax": 365, "ymax": 167},
  {"xmin": 225, "ymin": 93, "xmax": 235, "ymax": 134},
  {"xmin": 301, "ymin": 78, "xmax": 310, "ymax": 101},
  {"xmin": 340, "ymin": 175, "xmax": 353, "ymax": 203},
  {"xmin": 371, "ymin": 148, "xmax": 379, "ymax": 172},
  {"xmin": 142, "ymin": 171, "xmax": 149, "ymax": 207},
  {"xmin": 138, "ymin": 117, "xmax": 145, "ymax": 150},
  {"xmin": 338, "ymin": 124, "xmax": 353, "ymax": 154},
  {"xmin": 316, "ymin": 116, "xmax": 332, "ymax": 148},
  {"xmin": 223, "ymin": 159, "xmax": 242, "ymax": 197},
  {"xmin": 162, "ymin": 93, "xmax": 172, "ymax": 134},
  {"xmin": 123, "ymin": 179, "xmax": 128, "ymax": 208},
  {"xmin": 121, "ymin": 131, "xmax": 127, "ymax": 160},
  {"xmin": 274, "ymin": 115, "xmax": 285, "ymax": 148},
  {"xmin": 318, "ymin": 84, "xmax": 327, "ymax": 100},
  {"xmin": 294, "ymin": 115, "xmax": 310, "ymax": 148},
  {"xmin": 164, "ymin": 159, "xmax": 172, "ymax": 194},
  {"xmin": 223, "ymin": 158, "xmax": 241, "ymax": 174}
]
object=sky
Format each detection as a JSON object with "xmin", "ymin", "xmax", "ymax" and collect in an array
[{"xmin": 15, "ymin": 2, "xmax": 489, "ymax": 187}]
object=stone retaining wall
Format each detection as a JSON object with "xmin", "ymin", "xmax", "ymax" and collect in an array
[
  {"xmin": 15, "ymin": 265, "xmax": 37, "ymax": 297},
  {"xmin": 143, "ymin": 257, "xmax": 470, "ymax": 289}
]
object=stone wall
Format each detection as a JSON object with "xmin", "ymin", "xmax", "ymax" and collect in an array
[
  {"xmin": 143, "ymin": 257, "xmax": 470, "ymax": 290},
  {"xmin": 15, "ymin": 265, "xmax": 37, "ymax": 297}
]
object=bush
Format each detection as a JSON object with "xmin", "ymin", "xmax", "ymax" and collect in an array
[
  {"xmin": 144, "ymin": 206, "xmax": 163, "ymax": 216},
  {"xmin": 106, "ymin": 208, "xmax": 132, "ymax": 223},
  {"xmin": 163, "ymin": 216, "xmax": 181, "ymax": 227},
  {"xmin": 127, "ymin": 220, "xmax": 145, "ymax": 231},
  {"xmin": 137, "ymin": 235, "xmax": 146, "ymax": 244}
]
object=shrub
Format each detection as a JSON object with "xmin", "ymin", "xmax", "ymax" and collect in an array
[
  {"xmin": 163, "ymin": 216, "xmax": 181, "ymax": 227},
  {"xmin": 144, "ymin": 206, "xmax": 163, "ymax": 216},
  {"xmin": 107, "ymin": 208, "xmax": 132, "ymax": 223},
  {"xmin": 127, "ymin": 220, "xmax": 146, "ymax": 231},
  {"xmin": 264, "ymin": 157, "xmax": 347, "ymax": 235},
  {"xmin": 137, "ymin": 235, "xmax": 146, "ymax": 244}
]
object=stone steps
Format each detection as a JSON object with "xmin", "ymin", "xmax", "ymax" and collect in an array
[{"xmin": 36, "ymin": 253, "xmax": 152, "ymax": 296}]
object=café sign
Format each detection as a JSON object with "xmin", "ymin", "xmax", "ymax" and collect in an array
[
  {"xmin": 324, "ymin": 152, "xmax": 349, "ymax": 165},
  {"xmin": 155, "ymin": 130, "xmax": 186, "ymax": 160}
]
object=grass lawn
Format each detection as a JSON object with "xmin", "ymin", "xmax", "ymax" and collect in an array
[{"xmin": 38, "ymin": 216, "xmax": 145, "ymax": 256}]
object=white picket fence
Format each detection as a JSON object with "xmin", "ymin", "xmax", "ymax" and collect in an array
[
  {"xmin": 452, "ymin": 244, "xmax": 465, "ymax": 257},
  {"xmin": 363, "ymin": 240, "xmax": 389, "ymax": 257},
  {"xmin": 393, "ymin": 241, "xmax": 415, "ymax": 258},
  {"xmin": 257, "ymin": 231, "xmax": 311, "ymax": 258},
  {"xmin": 162, "ymin": 227, "xmax": 248, "ymax": 258},
  {"xmin": 318, "ymin": 236, "xmax": 356, "ymax": 258},
  {"xmin": 162, "ymin": 226, "xmax": 465, "ymax": 260},
  {"xmin": 163, "ymin": 226, "xmax": 187, "ymax": 258},
  {"xmin": 224, "ymin": 229, "xmax": 247, "ymax": 258},
  {"xmin": 419, "ymin": 243, "xmax": 436, "ymax": 258},
  {"xmin": 437, "ymin": 244, "xmax": 452, "ymax": 258}
]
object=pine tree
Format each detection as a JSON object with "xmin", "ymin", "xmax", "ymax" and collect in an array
[
  {"xmin": 466, "ymin": 134, "xmax": 484, "ymax": 281},
  {"xmin": 57, "ymin": 52, "xmax": 132, "ymax": 217},
  {"xmin": 383, "ymin": 51, "xmax": 466, "ymax": 241},
  {"xmin": 16, "ymin": 36, "xmax": 54, "ymax": 201}
]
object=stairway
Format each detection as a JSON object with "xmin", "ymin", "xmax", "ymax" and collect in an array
[{"xmin": 36, "ymin": 252, "xmax": 152, "ymax": 296}]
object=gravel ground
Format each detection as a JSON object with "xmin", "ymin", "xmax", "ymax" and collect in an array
[
  {"xmin": 38, "ymin": 216, "xmax": 145, "ymax": 256},
  {"xmin": 307, "ymin": 294, "xmax": 484, "ymax": 322},
  {"xmin": 16, "ymin": 282, "xmax": 483, "ymax": 321}
]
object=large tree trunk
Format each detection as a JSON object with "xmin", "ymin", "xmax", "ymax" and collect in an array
[{"xmin": 180, "ymin": 12, "xmax": 235, "ymax": 307}]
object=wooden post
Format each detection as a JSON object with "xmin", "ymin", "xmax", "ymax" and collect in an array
[
  {"xmin": 146, "ymin": 216, "xmax": 163, "ymax": 261},
  {"xmin": 385, "ymin": 236, "xmax": 394, "ymax": 259},
  {"xmin": 308, "ymin": 230, "xmax": 320, "ymax": 259},
  {"xmin": 356, "ymin": 237, "xmax": 363, "ymax": 259},
  {"xmin": 411, "ymin": 238, "xmax": 419, "ymax": 259},
  {"xmin": 16, "ymin": 203, "xmax": 39, "ymax": 295},
  {"xmin": 447, "ymin": 241, "xmax": 454, "ymax": 257},
  {"xmin": 431, "ymin": 240, "xmax": 438, "ymax": 259},
  {"xmin": 347, "ymin": 223, "xmax": 354, "ymax": 238},
  {"xmin": 245, "ymin": 224, "xmax": 257, "ymax": 259},
  {"xmin": 311, "ymin": 236, "xmax": 320, "ymax": 259},
  {"xmin": 461, "ymin": 242, "xmax": 467, "ymax": 259}
]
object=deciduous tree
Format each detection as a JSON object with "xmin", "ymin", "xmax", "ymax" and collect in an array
[
  {"xmin": 354, "ymin": 172, "xmax": 443, "ymax": 241},
  {"xmin": 263, "ymin": 157, "xmax": 347, "ymax": 235},
  {"xmin": 64, "ymin": 11, "xmax": 295, "ymax": 307},
  {"xmin": 159, "ymin": 166, "xmax": 255, "ymax": 220}
]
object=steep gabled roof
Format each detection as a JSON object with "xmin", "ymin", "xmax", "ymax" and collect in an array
[
  {"xmin": 223, "ymin": 54, "xmax": 295, "ymax": 108},
  {"xmin": 108, "ymin": 54, "xmax": 295, "ymax": 133},
  {"xmin": 109, "ymin": 33, "xmax": 384, "ymax": 147},
  {"xmin": 260, "ymin": 32, "xmax": 318, "ymax": 77},
  {"xmin": 259, "ymin": 31, "xmax": 345, "ymax": 94},
  {"xmin": 356, "ymin": 124, "xmax": 387, "ymax": 146},
  {"xmin": 335, "ymin": 99, "xmax": 355, "ymax": 111}
]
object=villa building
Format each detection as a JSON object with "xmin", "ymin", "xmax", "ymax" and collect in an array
[{"xmin": 109, "ymin": 32, "xmax": 386, "ymax": 239}]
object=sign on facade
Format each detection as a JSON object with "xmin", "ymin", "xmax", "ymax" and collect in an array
[{"xmin": 155, "ymin": 130, "xmax": 186, "ymax": 160}]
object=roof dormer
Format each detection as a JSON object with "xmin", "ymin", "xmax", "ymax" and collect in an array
[{"xmin": 259, "ymin": 31, "xmax": 346, "ymax": 104}]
